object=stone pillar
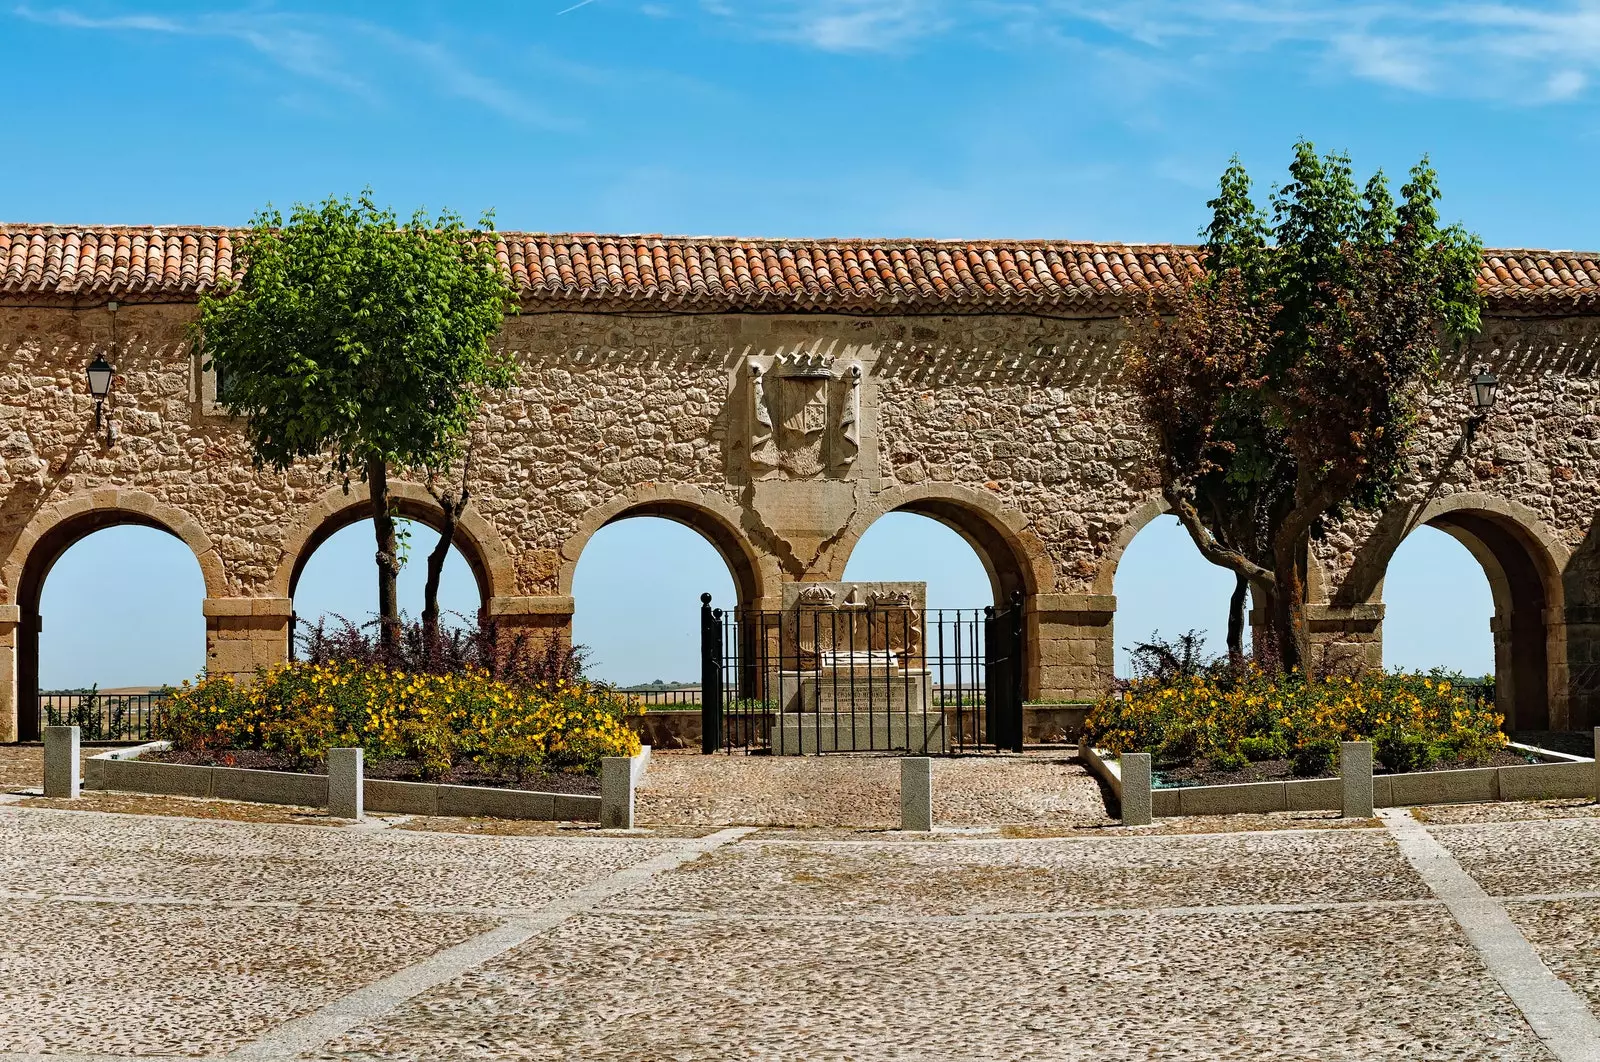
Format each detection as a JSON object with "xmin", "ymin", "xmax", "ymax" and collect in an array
[
  {"xmin": 0, "ymin": 605, "xmax": 19, "ymax": 743},
  {"xmin": 1120, "ymin": 752, "xmax": 1153, "ymax": 826},
  {"xmin": 44, "ymin": 725, "xmax": 79, "ymax": 799},
  {"xmin": 1593, "ymin": 728, "xmax": 1599, "ymax": 803},
  {"xmin": 204, "ymin": 598, "xmax": 293, "ymax": 680},
  {"xmin": 327, "ymin": 747, "xmax": 363, "ymax": 820},
  {"xmin": 900, "ymin": 756, "xmax": 933, "ymax": 831},
  {"xmin": 1340, "ymin": 741, "xmax": 1374, "ymax": 819},
  {"xmin": 601, "ymin": 756, "xmax": 635, "ymax": 829},
  {"xmin": 1565, "ymin": 606, "xmax": 1600, "ymax": 732},
  {"xmin": 1305, "ymin": 603, "xmax": 1385, "ymax": 677},
  {"xmin": 487, "ymin": 596, "xmax": 576, "ymax": 647},
  {"xmin": 1031, "ymin": 594, "xmax": 1115, "ymax": 703}
]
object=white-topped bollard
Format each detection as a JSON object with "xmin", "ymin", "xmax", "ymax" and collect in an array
[
  {"xmin": 1120, "ymin": 753, "xmax": 1153, "ymax": 826},
  {"xmin": 327, "ymin": 747, "xmax": 363, "ymax": 820},
  {"xmin": 44, "ymin": 725, "xmax": 80, "ymax": 799},
  {"xmin": 601, "ymin": 756, "xmax": 635, "ymax": 829},
  {"xmin": 901, "ymin": 756, "xmax": 933, "ymax": 831},
  {"xmin": 1341, "ymin": 740, "xmax": 1374, "ymax": 818}
]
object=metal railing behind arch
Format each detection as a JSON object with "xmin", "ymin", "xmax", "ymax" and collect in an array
[{"xmin": 699, "ymin": 592, "xmax": 1025, "ymax": 755}]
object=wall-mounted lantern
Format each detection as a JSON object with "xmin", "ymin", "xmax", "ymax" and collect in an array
[
  {"xmin": 1465, "ymin": 367, "xmax": 1498, "ymax": 452},
  {"xmin": 87, "ymin": 300, "xmax": 117, "ymax": 446},
  {"xmin": 1471, "ymin": 370, "xmax": 1499, "ymax": 415}
]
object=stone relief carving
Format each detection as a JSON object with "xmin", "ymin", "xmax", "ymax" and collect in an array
[
  {"xmin": 790, "ymin": 581, "xmax": 924, "ymax": 668},
  {"xmin": 748, "ymin": 356, "xmax": 864, "ymax": 481}
]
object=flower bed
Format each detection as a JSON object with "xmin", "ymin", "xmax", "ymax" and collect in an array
[
  {"xmin": 157, "ymin": 661, "xmax": 640, "ymax": 787},
  {"xmin": 1085, "ymin": 670, "xmax": 1508, "ymax": 781}
]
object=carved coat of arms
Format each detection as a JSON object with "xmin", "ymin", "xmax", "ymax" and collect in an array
[{"xmin": 749, "ymin": 356, "xmax": 861, "ymax": 480}]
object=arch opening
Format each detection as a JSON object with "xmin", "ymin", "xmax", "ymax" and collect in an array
[
  {"xmin": 1383, "ymin": 508, "xmax": 1562, "ymax": 731},
  {"xmin": 571, "ymin": 513, "xmax": 743, "ymax": 688},
  {"xmin": 17, "ymin": 511, "xmax": 207, "ymax": 741},
  {"xmin": 289, "ymin": 515, "xmax": 484, "ymax": 648},
  {"xmin": 1110, "ymin": 514, "xmax": 1253, "ymax": 677},
  {"xmin": 841, "ymin": 510, "xmax": 996, "ymax": 610}
]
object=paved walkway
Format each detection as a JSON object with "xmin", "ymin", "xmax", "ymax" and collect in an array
[{"xmin": 2, "ymin": 789, "xmax": 1600, "ymax": 1060}]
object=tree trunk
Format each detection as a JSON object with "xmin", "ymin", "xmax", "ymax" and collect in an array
[
  {"xmin": 367, "ymin": 455, "xmax": 402, "ymax": 651},
  {"xmin": 1226, "ymin": 571, "xmax": 1249, "ymax": 667},
  {"xmin": 1272, "ymin": 540, "xmax": 1308, "ymax": 675},
  {"xmin": 421, "ymin": 506, "xmax": 459, "ymax": 642}
]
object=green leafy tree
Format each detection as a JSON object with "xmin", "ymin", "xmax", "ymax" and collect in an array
[
  {"xmin": 1127, "ymin": 142, "xmax": 1482, "ymax": 673},
  {"xmin": 194, "ymin": 192, "xmax": 516, "ymax": 647}
]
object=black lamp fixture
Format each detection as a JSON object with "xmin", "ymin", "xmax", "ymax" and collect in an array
[
  {"xmin": 87, "ymin": 300, "xmax": 117, "ymax": 445},
  {"xmin": 1471, "ymin": 369, "xmax": 1499, "ymax": 415},
  {"xmin": 1465, "ymin": 366, "xmax": 1499, "ymax": 451}
]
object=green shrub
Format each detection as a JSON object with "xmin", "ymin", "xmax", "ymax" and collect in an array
[
  {"xmin": 1237, "ymin": 734, "xmax": 1287, "ymax": 762},
  {"xmin": 1375, "ymin": 731, "xmax": 1436, "ymax": 774},
  {"xmin": 1291, "ymin": 737, "xmax": 1338, "ymax": 777}
]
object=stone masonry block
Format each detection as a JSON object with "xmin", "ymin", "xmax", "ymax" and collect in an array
[
  {"xmin": 1341, "ymin": 741, "xmax": 1374, "ymax": 818},
  {"xmin": 600, "ymin": 755, "xmax": 634, "ymax": 829},
  {"xmin": 1120, "ymin": 752, "xmax": 1153, "ymax": 826},
  {"xmin": 328, "ymin": 747, "xmax": 363, "ymax": 819},
  {"xmin": 43, "ymin": 724, "xmax": 78, "ymax": 798},
  {"xmin": 901, "ymin": 756, "xmax": 933, "ymax": 831}
]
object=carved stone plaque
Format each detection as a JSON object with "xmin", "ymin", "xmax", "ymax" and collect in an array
[{"xmin": 749, "ymin": 356, "xmax": 862, "ymax": 480}]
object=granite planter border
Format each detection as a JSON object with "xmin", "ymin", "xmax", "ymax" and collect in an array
[
  {"xmin": 82, "ymin": 742, "xmax": 654, "ymax": 823},
  {"xmin": 1078, "ymin": 740, "xmax": 1596, "ymax": 819}
]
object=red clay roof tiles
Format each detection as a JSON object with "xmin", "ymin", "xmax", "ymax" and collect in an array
[{"xmin": 1, "ymin": 225, "xmax": 1596, "ymax": 313}]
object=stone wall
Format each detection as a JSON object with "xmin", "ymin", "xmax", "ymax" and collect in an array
[{"xmin": 0, "ymin": 299, "xmax": 1596, "ymax": 739}]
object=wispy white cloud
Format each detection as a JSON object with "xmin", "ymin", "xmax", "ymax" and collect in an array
[
  {"xmin": 702, "ymin": 0, "xmax": 947, "ymax": 52},
  {"xmin": 704, "ymin": 0, "xmax": 1600, "ymax": 103},
  {"xmin": 11, "ymin": 5, "xmax": 561, "ymax": 122}
]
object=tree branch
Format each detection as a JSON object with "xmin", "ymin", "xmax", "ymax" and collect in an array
[{"xmin": 1162, "ymin": 481, "xmax": 1275, "ymax": 584}]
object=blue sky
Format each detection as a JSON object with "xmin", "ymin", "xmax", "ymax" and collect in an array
[{"xmin": 15, "ymin": 0, "xmax": 1579, "ymax": 687}]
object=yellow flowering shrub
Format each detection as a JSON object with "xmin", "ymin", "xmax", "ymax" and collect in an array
[
  {"xmin": 160, "ymin": 661, "xmax": 641, "ymax": 779},
  {"xmin": 1086, "ymin": 669, "xmax": 1505, "ymax": 776}
]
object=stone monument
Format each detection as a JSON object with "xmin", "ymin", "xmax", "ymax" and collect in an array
[{"xmin": 769, "ymin": 581, "xmax": 943, "ymax": 754}]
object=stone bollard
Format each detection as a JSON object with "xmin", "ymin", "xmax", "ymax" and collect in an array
[
  {"xmin": 327, "ymin": 747, "xmax": 363, "ymax": 820},
  {"xmin": 1341, "ymin": 740, "xmax": 1375, "ymax": 819},
  {"xmin": 901, "ymin": 756, "xmax": 933, "ymax": 831},
  {"xmin": 601, "ymin": 756, "xmax": 635, "ymax": 829},
  {"xmin": 43, "ymin": 725, "xmax": 80, "ymax": 799},
  {"xmin": 1120, "ymin": 753, "xmax": 1153, "ymax": 826}
]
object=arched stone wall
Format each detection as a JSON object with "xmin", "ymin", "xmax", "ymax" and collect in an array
[
  {"xmin": 0, "ymin": 490, "xmax": 223, "ymax": 740},
  {"xmin": 2, "ymin": 292, "xmax": 1599, "ymax": 734}
]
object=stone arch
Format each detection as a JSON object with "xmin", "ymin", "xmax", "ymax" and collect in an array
[
  {"xmin": 4, "ymin": 490, "xmax": 224, "ymax": 741},
  {"xmin": 271, "ymin": 481, "xmax": 516, "ymax": 605},
  {"xmin": 1379, "ymin": 492, "xmax": 1568, "ymax": 730},
  {"xmin": 825, "ymin": 484, "xmax": 1052, "ymax": 605},
  {"xmin": 559, "ymin": 484, "xmax": 773, "ymax": 610}
]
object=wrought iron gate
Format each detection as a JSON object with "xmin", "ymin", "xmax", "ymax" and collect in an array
[{"xmin": 699, "ymin": 591, "xmax": 1025, "ymax": 755}]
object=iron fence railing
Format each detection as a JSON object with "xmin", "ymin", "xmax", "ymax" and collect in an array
[
  {"xmin": 617, "ymin": 687, "xmax": 702, "ymax": 707},
  {"xmin": 699, "ymin": 593, "xmax": 1024, "ymax": 756},
  {"xmin": 39, "ymin": 690, "xmax": 169, "ymax": 743}
]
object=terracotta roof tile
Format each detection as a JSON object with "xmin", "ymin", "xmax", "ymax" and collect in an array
[{"xmin": 0, "ymin": 225, "xmax": 1595, "ymax": 313}]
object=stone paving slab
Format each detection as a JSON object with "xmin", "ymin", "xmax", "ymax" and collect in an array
[
  {"xmin": 313, "ymin": 905, "xmax": 1541, "ymax": 1062},
  {"xmin": 0, "ymin": 806, "xmax": 680, "ymax": 911},
  {"xmin": 597, "ymin": 829, "xmax": 1433, "ymax": 917},
  {"xmin": 0, "ymin": 897, "xmax": 493, "ymax": 1057},
  {"xmin": 1427, "ymin": 817, "xmax": 1600, "ymax": 897},
  {"xmin": 636, "ymin": 750, "xmax": 1112, "ymax": 828}
]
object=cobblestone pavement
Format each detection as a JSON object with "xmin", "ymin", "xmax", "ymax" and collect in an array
[
  {"xmin": 636, "ymin": 748, "xmax": 1110, "ymax": 828},
  {"xmin": 1, "ymin": 794, "xmax": 1599, "ymax": 1060}
]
